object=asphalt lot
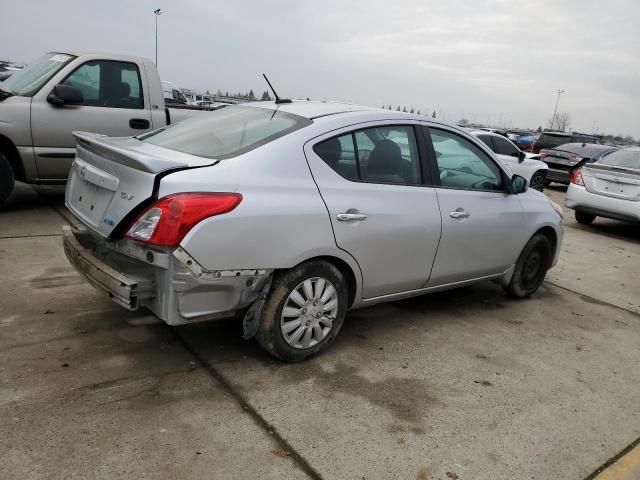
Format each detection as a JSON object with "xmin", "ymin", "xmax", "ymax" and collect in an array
[{"xmin": 1, "ymin": 183, "xmax": 639, "ymax": 480}]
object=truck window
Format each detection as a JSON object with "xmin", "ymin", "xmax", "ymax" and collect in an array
[{"xmin": 61, "ymin": 60, "xmax": 144, "ymax": 109}]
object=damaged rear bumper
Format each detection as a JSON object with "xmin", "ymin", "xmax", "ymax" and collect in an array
[{"xmin": 62, "ymin": 225, "xmax": 272, "ymax": 325}]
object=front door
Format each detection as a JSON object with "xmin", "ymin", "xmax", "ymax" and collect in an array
[
  {"xmin": 31, "ymin": 59, "xmax": 152, "ymax": 180},
  {"xmin": 305, "ymin": 123, "xmax": 442, "ymax": 299},
  {"xmin": 425, "ymin": 127, "xmax": 525, "ymax": 286}
]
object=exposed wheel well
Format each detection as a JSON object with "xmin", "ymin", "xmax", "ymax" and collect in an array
[
  {"xmin": 0, "ymin": 135, "xmax": 25, "ymax": 182},
  {"xmin": 535, "ymin": 226, "xmax": 558, "ymax": 267},
  {"xmin": 288, "ymin": 256, "xmax": 358, "ymax": 308}
]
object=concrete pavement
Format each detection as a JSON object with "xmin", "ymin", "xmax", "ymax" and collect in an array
[{"xmin": 1, "ymin": 183, "xmax": 639, "ymax": 480}]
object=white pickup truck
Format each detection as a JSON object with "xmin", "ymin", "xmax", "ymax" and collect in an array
[{"xmin": 0, "ymin": 51, "xmax": 205, "ymax": 205}]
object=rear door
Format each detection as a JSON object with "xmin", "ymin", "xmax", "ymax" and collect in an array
[
  {"xmin": 305, "ymin": 122, "xmax": 442, "ymax": 299},
  {"xmin": 425, "ymin": 126, "xmax": 525, "ymax": 286},
  {"xmin": 31, "ymin": 59, "xmax": 153, "ymax": 179}
]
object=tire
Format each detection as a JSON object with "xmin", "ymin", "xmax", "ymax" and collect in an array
[
  {"xmin": 255, "ymin": 260, "xmax": 348, "ymax": 362},
  {"xmin": 575, "ymin": 211, "xmax": 596, "ymax": 225},
  {"xmin": 529, "ymin": 171, "xmax": 545, "ymax": 192},
  {"xmin": 503, "ymin": 233, "xmax": 553, "ymax": 298},
  {"xmin": 0, "ymin": 152, "xmax": 15, "ymax": 207}
]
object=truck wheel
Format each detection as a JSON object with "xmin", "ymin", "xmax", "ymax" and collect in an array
[
  {"xmin": 529, "ymin": 171, "xmax": 545, "ymax": 192},
  {"xmin": 0, "ymin": 152, "xmax": 15, "ymax": 207},
  {"xmin": 503, "ymin": 233, "xmax": 552, "ymax": 298},
  {"xmin": 575, "ymin": 211, "xmax": 596, "ymax": 225},
  {"xmin": 255, "ymin": 260, "xmax": 348, "ymax": 362}
]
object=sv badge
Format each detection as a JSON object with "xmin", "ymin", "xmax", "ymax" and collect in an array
[{"xmin": 120, "ymin": 192, "xmax": 134, "ymax": 201}]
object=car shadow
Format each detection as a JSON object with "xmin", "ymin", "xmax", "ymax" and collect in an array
[{"xmin": 0, "ymin": 182, "xmax": 65, "ymax": 213}]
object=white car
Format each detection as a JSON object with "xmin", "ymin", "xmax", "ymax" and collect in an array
[
  {"xmin": 565, "ymin": 147, "xmax": 640, "ymax": 225},
  {"xmin": 470, "ymin": 130, "xmax": 548, "ymax": 191}
]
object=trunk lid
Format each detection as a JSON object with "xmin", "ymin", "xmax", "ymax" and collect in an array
[
  {"xmin": 583, "ymin": 164, "xmax": 640, "ymax": 201},
  {"xmin": 66, "ymin": 131, "xmax": 215, "ymax": 237}
]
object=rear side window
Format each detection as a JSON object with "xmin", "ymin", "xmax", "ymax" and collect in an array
[
  {"xmin": 493, "ymin": 136, "xmax": 519, "ymax": 156},
  {"xmin": 142, "ymin": 106, "xmax": 311, "ymax": 159},
  {"xmin": 61, "ymin": 60, "xmax": 143, "ymax": 109},
  {"xmin": 314, "ymin": 125, "xmax": 421, "ymax": 185}
]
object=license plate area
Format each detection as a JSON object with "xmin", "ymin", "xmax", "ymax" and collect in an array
[
  {"xmin": 593, "ymin": 178, "xmax": 640, "ymax": 199},
  {"xmin": 67, "ymin": 160, "xmax": 119, "ymax": 230}
]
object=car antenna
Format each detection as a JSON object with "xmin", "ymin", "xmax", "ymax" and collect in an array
[{"xmin": 262, "ymin": 74, "xmax": 292, "ymax": 104}]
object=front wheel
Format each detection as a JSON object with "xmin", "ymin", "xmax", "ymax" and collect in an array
[
  {"xmin": 255, "ymin": 260, "xmax": 348, "ymax": 362},
  {"xmin": 503, "ymin": 233, "xmax": 553, "ymax": 298},
  {"xmin": 0, "ymin": 152, "xmax": 15, "ymax": 207},
  {"xmin": 529, "ymin": 171, "xmax": 546, "ymax": 192}
]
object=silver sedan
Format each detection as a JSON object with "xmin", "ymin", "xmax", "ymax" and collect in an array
[
  {"xmin": 63, "ymin": 102, "xmax": 564, "ymax": 361},
  {"xmin": 565, "ymin": 147, "xmax": 640, "ymax": 225}
]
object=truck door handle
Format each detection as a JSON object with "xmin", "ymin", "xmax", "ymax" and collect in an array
[
  {"xmin": 450, "ymin": 209, "xmax": 470, "ymax": 219},
  {"xmin": 129, "ymin": 118, "xmax": 150, "ymax": 129},
  {"xmin": 337, "ymin": 213, "xmax": 367, "ymax": 222}
]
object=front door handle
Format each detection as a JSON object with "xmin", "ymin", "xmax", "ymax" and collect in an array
[
  {"xmin": 129, "ymin": 118, "xmax": 150, "ymax": 129},
  {"xmin": 337, "ymin": 213, "xmax": 367, "ymax": 222},
  {"xmin": 450, "ymin": 209, "xmax": 470, "ymax": 219}
]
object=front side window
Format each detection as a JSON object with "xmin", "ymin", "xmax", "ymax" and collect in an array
[
  {"xmin": 314, "ymin": 125, "xmax": 421, "ymax": 185},
  {"xmin": 61, "ymin": 60, "xmax": 143, "ymax": 109},
  {"xmin": 429, "ymin": 129, "xmax": 503, "ymax": 191},
  {"xmin": 3, "ymin": 53, "xmax": 76, "ymax": 96},
  {"xmin": 476, "ymin": 134, "xmax": 494, "ymax": 150},
  {"xmin": 142, "ymin": 105, "xmax": 311, "ymax": 159},
  {"xmin": 493, "ymin": 136, "xmax": 519, "ymax": 156}
]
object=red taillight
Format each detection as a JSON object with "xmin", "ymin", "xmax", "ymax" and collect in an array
[
  {"xmin": 126, "ymin": 192, "xmax": 242, "ymax": 247},
  {"xmin": 570, "ymin": 168, "xmax": 585, "ymax": 186}
]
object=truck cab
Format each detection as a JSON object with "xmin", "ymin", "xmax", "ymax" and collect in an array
[{"xmin": 0, "ymin": 51, "xmax": 188, "ymax": 205}]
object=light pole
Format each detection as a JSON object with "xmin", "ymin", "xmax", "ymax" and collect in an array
[
  {"xmin": 551, "ymin": 89, "xmax": 564, "ymax": 131},
  {"xmin": 154, "ymin": 9, "xmax": 162, "ymax": 66}
]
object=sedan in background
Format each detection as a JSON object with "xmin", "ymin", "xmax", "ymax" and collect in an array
[
  {"xmin": 62, "ymin": 102, "xmax": 563, "ymax": 361},
  {"xmin": 565, "ymin": 147, "xmax": 640, "ymax": 225},
  {"xmin": 471, "ymin": 130, "xmax": 548, "ymax": 191},
  {"xmin": 531, "ymin": 131, "xmax": 601, "ymax": 154},
  {"xmin": 540, "ymin": 143, "xmax": 619, "ymax": 185}
]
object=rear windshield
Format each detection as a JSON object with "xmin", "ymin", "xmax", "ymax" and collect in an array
[
  {"xmin": 596, "ymin": 149, "xmax": 640, "ymax": 170},
  {"xmin": 142, "ymin": 105, "xmax": 311, "ymax": 159},
  {"xmin": 555, "ymin": 143, "xmax": 611, "ymax": 157},
  {"xmin": 538, "ymin": 133, "xmax": 570, "ymax": 146}
]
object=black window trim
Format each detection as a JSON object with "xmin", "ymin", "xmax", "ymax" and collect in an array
[
  {"xmin": 312, "ymin": 123, "xmax": 433, "ymax": 187},
  {"xmin": 421, "ymin": 126, "xmax": 512, "ymax": 194},
  {"xmin": 57, "ymin": 58, "xmax": 145, "ymax": 110}
]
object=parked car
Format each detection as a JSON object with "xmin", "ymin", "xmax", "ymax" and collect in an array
[
  {"xmin": 63, "ymin": 102, "xmax": 564, "ymax": 361},
  {"xmin": 470, "ymin": 130, "xmax": 548, "ymax": 191},
  {"xmin": 161, "ymin": 80, "xmax": 191, "ymax": 106},
  {"xmin": 565, "ymin": 147, "xmax": 640, "ymax": 225},
  {"xmin": 530, "ymin": 131, "xmax": 601, "ymax": 154},
  {"xmin": 540, "ymin": 143, "xmax": 619, "ymax": 185},
  {"xmin": 0, "ymin": 51, "xmax": 206, "ymax": 206}
]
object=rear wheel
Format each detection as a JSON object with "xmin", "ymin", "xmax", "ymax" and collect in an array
[
  {"xmin": 503, "ymin": 233, "xmax": 553, "ymax": 298},
  {"xmin": 255, "ymin": 260, "xmax": 348, "ymax": 362},
  {"xmin": 575, "ymin": 211, "xmax": 596, "ymax": 225},
  {"xmin": 529, "ymin": 171, "xmax": 546, "ymax": 192},
  {"xmin": 0, "ymin": 152, "xmax": 15, "ymax": 207}
]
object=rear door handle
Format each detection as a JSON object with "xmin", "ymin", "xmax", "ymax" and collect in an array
[
  {"xmin": 337, "ymin": 213, "xmax": 367, "ymax": 222},
  {"xmin": 129, "ymin": 118, "xmax": 150, "ymax": 129},
  {"xmin": 450, "ymin": 209, "xmax": 470, "ymax": 219}
]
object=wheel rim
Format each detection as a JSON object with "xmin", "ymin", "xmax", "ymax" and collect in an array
[
  {"xmin": 521, "ymin": 248, "xmax": 545, "ymax": 290},
  {"xmin": 280, "ymin": 277, "xmax": 339, "ymax": 350},
  {"xmin": 530, "ymin": 173, "xmax": 544, "ymax": 191}
]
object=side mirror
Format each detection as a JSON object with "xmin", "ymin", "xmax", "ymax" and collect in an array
[
  {"xmin": 518, "ymin": 150, "xmax": 526, "ymax": 162},
  {"xmin": 47, "ymin": 84, "xmax": 83, "ymax": 106},
  {"xmin": 509, "ymin": 174, "xmax": 528, "ymax": 194}
]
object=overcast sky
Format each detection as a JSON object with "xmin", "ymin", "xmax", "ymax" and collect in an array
[{"xmin": 1, "ymin": 0, "xmax": 638, "ymax": 136}]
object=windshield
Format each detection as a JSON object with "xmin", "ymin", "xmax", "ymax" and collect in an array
[
  {"xmin": 142, "ymin": 105, "xmax": 312, "ymax": 158},
  {"xmin": 3, "ymin": 53, "xmax": 76, "ymax": 96},
  {"xmin": 596, "ymin": 149, "xmax": 640, "ymax": 170}
]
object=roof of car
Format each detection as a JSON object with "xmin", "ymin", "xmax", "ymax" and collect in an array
[
  {"xmin": 467, "ymin": 129, "xmax": 510, "ymax": 139},
  {"xmin": 553, "ymin": 143, "xmax": 619, "ymax": 155},
  {"xmin": 55, "ymin": 51, "xmax": 152, "ymax": 63},
  {"xmin": 240, "ymin": 100, "xmax": 430, "ymax": 121}
]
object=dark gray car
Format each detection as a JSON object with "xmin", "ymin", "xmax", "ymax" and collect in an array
[{"xmin": 540, "ymin": 143, "xmax": 619, "ymax": 185}]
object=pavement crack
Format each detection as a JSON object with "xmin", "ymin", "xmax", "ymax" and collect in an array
[
  {"xmin": 582, "ymin": 435, "xmax": 640, "ymax": 480},
  {"xmin": 545, "ymin": 280, "xmax": 640, "ymax": 319},
  {"xmin": 169, "ymin": 326, "xmax": 323, "ymax": 480},
  {"xmin": 0, "ymin": 233, "xmax": 63, "ymax": 240}
]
